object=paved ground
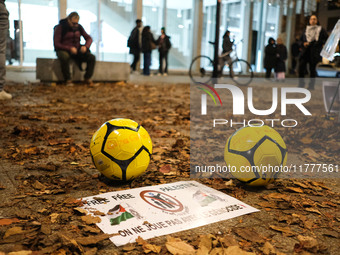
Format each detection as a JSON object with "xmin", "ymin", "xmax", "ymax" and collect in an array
[{"xmin": 0, "ymin": 74, "xmax": 339, "ymax": 254}]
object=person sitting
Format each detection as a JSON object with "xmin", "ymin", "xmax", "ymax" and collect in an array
[{"xmin": 53, "ymin": 12, "xmax": 96, "ymax": 86}]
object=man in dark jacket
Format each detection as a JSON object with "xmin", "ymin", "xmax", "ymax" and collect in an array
[
  {"xmin": 156, "ymin": 27, "xmax": 171, "ymax": 76},
  {"xmin": 128, "ymin": 19, "xmax": 142, "ymax": 73},
  {"xmin": 53, "ymin": 12, "xmax": 95, "ymax": 85}
]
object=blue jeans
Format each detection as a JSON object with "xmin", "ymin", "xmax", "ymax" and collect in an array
[
  {"xmin": 0, "ymin": 2, "xmax": 9, "ymax": 91},
  {"xmin": 143, "ymin": 52, "xmax": 151, "ymax": 75}
]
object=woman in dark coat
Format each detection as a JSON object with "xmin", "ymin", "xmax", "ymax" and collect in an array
[
  {"xmin": 141, "ymin": 26, "xmax": 157, "ymax": 76},
  {"xmin": 264, "ymin": 37, "xmax": 276, "ymax": 79},
  {"xmin": 275, "ymin": 37, "xmax": 288, "ymax": 81},
  {"xmin": 298, "ymin": 14, "xmax": 328, "ymax": 89}
]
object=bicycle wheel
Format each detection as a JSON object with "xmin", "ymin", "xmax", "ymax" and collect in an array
[
  {"xmin": 189, "ymin": 55, "xmax": 214, "ymax": 84},
  {"xmin": 229, "ymin": 59, "xmax": 254, "ymax": 86}
]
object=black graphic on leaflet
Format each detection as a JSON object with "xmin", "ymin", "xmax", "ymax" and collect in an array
[{"xmin": 140, "ymin": 190, "xmax": 184, "ymax": 212}]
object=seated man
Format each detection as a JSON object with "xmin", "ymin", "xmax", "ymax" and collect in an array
[{"xmin": 53, "ymin": 12, "xmax": 95, "ymax": 85}]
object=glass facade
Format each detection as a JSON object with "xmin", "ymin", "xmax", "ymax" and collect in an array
[
  {"xmin": 5, "ymin": 0, "xmax": 319, "ymax": 73},
  {"xmin": 6, "ymin": 0, "xmax": 59, "ymax": 66},
  {"xmin": 99, "ymin": 0, "xmax": 134, "ymax": 62}
]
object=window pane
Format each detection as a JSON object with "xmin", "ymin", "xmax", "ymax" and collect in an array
[
  {"xmin": 6, "ymin": 0, "xmax": 19, "ymax": 66},
  {"xmin": 143, "ymin": 0, "xmax": 164, "ymax": 70},
  {"xmin": 166, "ymin": 0, "xmax": 194, "ymax": 70},
  {"xmin": 6, "ymin": 0, "xmax": 58, "ymax": 66},
  {"xmin": 99, "ymin": 0, "xmax": 134, "ymax": 62}
]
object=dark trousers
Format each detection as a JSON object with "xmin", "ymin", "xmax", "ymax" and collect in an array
[
  {"xmin": 131, "ymin": 52, "xmax": 140, "ymax": 71},
  {"xmin": 298, "ymin": 57, "xmax": 317, "ymax": 89},
  {"xmin": 0, "ymin": 2, "xmax": 9, "ymax": 91},
  {"xmin": 143, "ymin": 52, "xmax": 151, "ymax": 75},
  {"xmin": 158, "ymin": 51, "xmax": 168, "ymax": 74},
  {"xmin": 56, "ymin": 50, "xmax": 96, "ymax": 81},
  {"xmin": 265, "ymin": 68, "xmax": 274, "ymax": 79}
]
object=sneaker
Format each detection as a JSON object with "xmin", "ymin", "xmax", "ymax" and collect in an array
[
  {"xmin": 157, "ymin": 73, "xmax": 162, "ymax": 76},
  {"xmin": 66, "ymin": 80, "xmax": 74, "ymax": 87},
  {"xmin": 0, "ymin": 90, "xmax": 12, "ymax": 100},
  {"xmin": 84, "ymin": 79, "xmax": 94, "ymax": 86},
  {"xmin": 163, "ymin": 73, "xmax": 168, "ymax": 76}
]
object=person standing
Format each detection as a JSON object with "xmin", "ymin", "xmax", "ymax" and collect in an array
[
  {"xmin": 53, "ymin": 12, "xmax": 96, "ymax": 86},
  {"xmin": 275, "ymin": 37, "xmax": 288, "ymax": 81},
  {"xmin": 0, "ymin": 0, "xmax": 12, "ymax": 100},
  {"xmin": 264, "ymin": 37, "xmax": 276, "ymax": 79},
  {"xmin": 298, "ymin": 14, "xmax": 328, "ymax": 89},
  {"xmin": 217, "ymin": 30, "xmax": 234, "ymax": 77},
  {"xmin": 156, "ymin": 27, "xmax": 171, "ymax": 76},
  {"xmin": 141, "ymin": 26, "xmax": 157, "ymax": 76},
  {"xmin": 128, "ymin": 19, "xmax": 142, "ymax": 73},
  {"xmin": 290, "ymin": 36, "xmax": 300, "ymax": 74}
]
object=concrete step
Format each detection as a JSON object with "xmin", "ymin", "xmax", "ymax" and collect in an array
[{"xmin": 36, "ymin": 58, "xmax": 130, "ymax": 82}]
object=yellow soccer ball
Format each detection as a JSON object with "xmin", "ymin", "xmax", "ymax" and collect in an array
[
  {"xmin": 90, "ymin": 118, "xmax": 152, "ymax": 181},
  {"xmin": 224, "ymin": 125, "xmax": 287, "ymax": 186}
]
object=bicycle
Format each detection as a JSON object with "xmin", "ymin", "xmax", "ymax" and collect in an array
[{"xmin": 189, "ymin": 40, "xmax": 254, "ymax": 86}]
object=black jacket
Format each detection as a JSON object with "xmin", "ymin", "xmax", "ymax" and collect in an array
[
  {"xmin": 300, "ymin": 26, "xmax": 328, "ymax": 63},
  {"xmin": 128, "ymin": 26, "xmax": 140, "ymax": 54},
  {"xmin": 264, "ymin": 43, "xmax": 277, "ymax": 69},
  {"xmin": 156, "ymin": 35, "xmax": 171, "ymax": 53},
  {"xmin": 141, "ymin": 30, "xmax": 156, "ymax": 53},
  {"xmin": 275, "ymin": 44, "xmax": 287, "ymax": 72},
  {"xmin": 222, "ymin": 35, "xmax": 233, "ymax": 53}
]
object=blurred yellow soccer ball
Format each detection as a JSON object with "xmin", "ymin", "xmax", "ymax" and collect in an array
[
  {"xmin": 90, "ymin": 118, "xmax": 152, "ymax": 181},
  {"xmin": 224, "ymin": 125, "xmax": 287, "ymax": 186}
]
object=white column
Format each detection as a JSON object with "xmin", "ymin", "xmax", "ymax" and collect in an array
[
  {"xmin": 163, "ymin": 0, "xmax": 167, "ymax": 28},
  {"xmin": 96, "ymin": 0, "xmax": 101, "ymax": 61},
  {"xmin": 192, "ymin": 0, "xmax": 203, "ymax": 65},
  {"xmin": 18, "ymin": 0, "xmax": 23, "ymax": 66},
  {"xmin": 286, "ymin": 0, "xmax": 296, "ymax": 72},
  {"xmin": 58, "ymin": 0, "xmax": 67, "ymax": 19},
  {"xmin": 133, "ymin": 0, "xmax": 143, "ymax": 21}
]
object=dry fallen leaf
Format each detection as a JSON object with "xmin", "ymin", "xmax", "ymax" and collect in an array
[
  {"xmin": 0, "ymin": 218, "xmax": 20, "ymax": 226},
  {"xmin": 143, "ymin": 243, "xmax": 162, "ymax": 254},
  {"xmin": 262, "ymin": 242, "xmax": 276, "ymax": 255},
  {"xmin": 135, "ymin": 236, "xmax": 161, "ymax": 254},
  {"xmin": 269, "ymin": 225, "xmax": 295, "ymax": 236},
  {"xmin": 165, "ymin": 236, "xmax": 195, "ymax": 255},
  {"xmin": 285, "ymin": 187, "xmax": 303, "ymax": 193},
  {"xmin": 76, "ymin": 234, "xmax": 113, "ymax": 246},
  {"xmin": 196, "ymin": 235, "xmax": 212, "ymax": 255},
  {"xmin": 300, "ymin": 137, "xmax": 313, "ymax": 144},
  {"xmin": 3, "ymin": 227, "xmax": 25, "ymax": 239},
  {"xmin": 233, "ymin": 227, "xmax": 264, "ymax": 243},
  {"xmin": 81, "ymin": 215, "xmax": 101, "ymax": 224},
  {"xmin": 218, "ymin": 246, "xmax": 256, "ymax": 255},
  {"xmin": 7, "ymin": 251, "xmax": 33, "ymax": 255},
  {"xmin": 50, "ymin": 213, "xmax": 59, "ymax": 223}
]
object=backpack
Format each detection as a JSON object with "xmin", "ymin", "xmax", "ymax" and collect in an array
[{"xmin": 127, "ymin": 27, "xmax": 139, "ymax": 48}]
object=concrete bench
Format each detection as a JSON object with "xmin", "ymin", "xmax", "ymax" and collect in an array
[{"xmin": 36, "ymin": 58, "xmax": 130, "ymax": 82}]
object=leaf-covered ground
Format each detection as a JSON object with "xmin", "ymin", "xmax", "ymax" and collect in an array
[{"xmin": 0, "ymin": 80, "xmax": 339, "ymax": 255}]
